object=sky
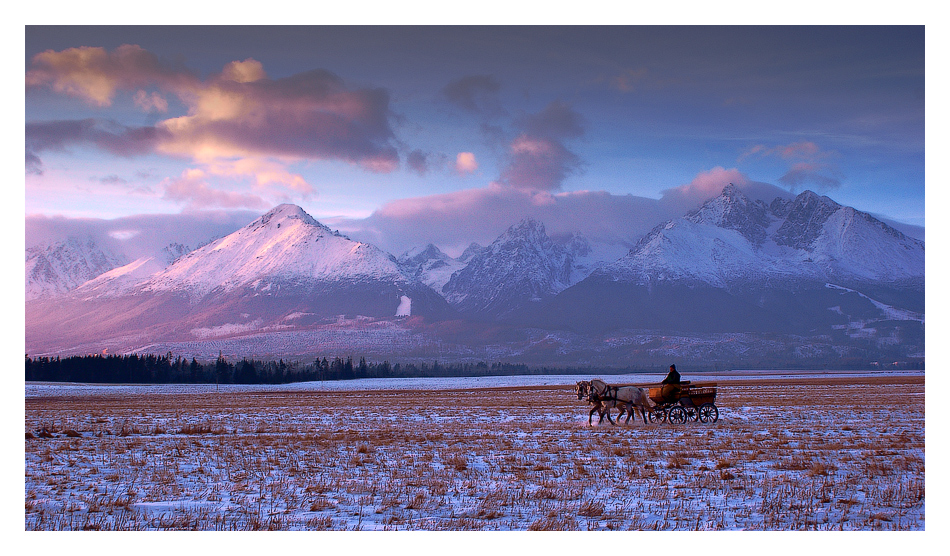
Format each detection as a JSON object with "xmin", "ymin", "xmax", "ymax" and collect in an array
[{"xmin": 22, "ymin": 21, "xmax": 928, "ymax": 257}]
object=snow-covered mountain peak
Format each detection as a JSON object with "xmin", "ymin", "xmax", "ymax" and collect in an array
[
  {"xmin": 398, "ymin": 243, "xmax": 450, "ymax": 266},
  {"xmin": 685, "ymin": 183, "xmax": 772, "ymax": 244},
  {"xmin": 442, "ymin": 218, "xmax": 577, "ymax": 316},
  {"xmin": 497, "ymin": 218, "xmax": 548, "ymax": 246},
  {"xmin": 599, "ymin": 185, "xmax": 924, "ymax": 287},
  {"xmin": 458, "ymin": 242, "xmax": 486, "ymax": 263},
  {"xmin": 397, "ymin": 243, "xmax": 463, "ymax": 295},
  {"xmin": 26, "ymin": 236, "xmax": 126, "ymax": 300},
  {"xmin": 142, "ymin": 204, "xmax": 405, "ymax": 299},
  {"xmin": 256, "ymin": 203, "xmax": 320, "ymax": 228}
]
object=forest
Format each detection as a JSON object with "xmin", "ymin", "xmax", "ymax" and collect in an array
[{"xmin": 24, "ymin": 353, "xmax": 624, "ymax": 385}]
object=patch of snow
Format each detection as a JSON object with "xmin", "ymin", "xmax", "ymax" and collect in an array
[{"xmin": 396, "ymin": 295, "xmax": 412, "ymax": 316}]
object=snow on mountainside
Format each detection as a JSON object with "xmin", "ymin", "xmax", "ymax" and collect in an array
[
  {"xmin": 75, "ymin": 242, "xmax": 194, "ymax": 299},
  {"xmin": 397, "ymin": 244, "xmax": 466, "ymax": 295},
  {"xmin": 142, "ymin": 204, "xmax": 408, "ymax": 299},
  {"xmin": 597, "ymin": 185, "xmax": 924, "ymax": 287},
  {"xmin": 25, "ymin": 237, "xmax": 126, "ymax": 300},
  {"xmin": 442, "ymin": 219, "xmax": 580, "ymax": 317}
]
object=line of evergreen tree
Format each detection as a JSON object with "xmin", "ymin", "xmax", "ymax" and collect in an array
[
  {"xmin": 24, "ymin": 353, "xmax": 636, "ymax": 385},
  {"xmin": 26, "ymin": 352, "xmax": 919, "ymax": 385}
]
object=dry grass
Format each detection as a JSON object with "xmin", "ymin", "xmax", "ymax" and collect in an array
[{"xmin": 24, "ymin": 375, "xmax": 924, "ymax": 530}]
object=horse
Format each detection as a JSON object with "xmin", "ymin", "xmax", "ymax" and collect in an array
[
  {"xmin": 576, "ymin": 380, "xmax": 617, "ymax": 425},
  {"xmin": 588, "ymin": 379, "xmax": 653, "ymax": 425}
]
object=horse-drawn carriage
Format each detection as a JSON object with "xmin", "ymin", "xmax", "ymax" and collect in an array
[
  {"xmin": 645, "ymin": 381, "xmax": 719, "ymax": 424},
  {"xmin": 575, "ymin": 378, "xmax": 719, "ymax": 425}
]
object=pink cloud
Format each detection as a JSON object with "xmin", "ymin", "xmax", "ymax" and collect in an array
[
  {"xmin": 338, "ymin": 183, "xmax": 666, "ymax": 256},
  {"xmin": 455, "ymin": 152, "xmax": 478, "ymax": 174},
  {"xmin": 344, "ymin": 169, "xmax": 794, "ymax": 256},
  {"xmin": 162, "ymin": 169, "xmax": 269, "ymax": 210},
  {"xmin": 27, "ymin": 45, "xmax": 401, "ymax": 176},
  {"xmin": 133, "ymin": 90, "xmax": 168, "ymax": 113},
  {"xmin": 26, "ymin": 44, "xmax": 196, "ymax": 106}
]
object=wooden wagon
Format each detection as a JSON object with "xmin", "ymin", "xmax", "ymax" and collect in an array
[{"xmin": 646, "ymin": 381, "xmax": 719, "ymax": 424}]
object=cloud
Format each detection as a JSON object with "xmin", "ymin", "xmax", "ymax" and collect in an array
[
  {"xmin": 26, "ymin": 118, "xmax": 166, "ymax": 155},
  {"xmin": 25, "ymin": 44, "xmax": 196, "ymax": 106},
  {"xmin": 442, "ymin": 75, "xmax": 504, "ymax": 116},
  {"xmin": 612, "ymin": 67, "xmax": 650, "ymax": 93},
  {"xmin": 26, "ymin": 210, "xmax": 261, "ymax": 260},
  {"xmin": 156, "ymin": 68, "xmax": 399, "ymax": 171},
  {"xmin": 336, "ymin": 183, "xmax": 666, "ymax": 256},
  {"xmin": 338, "ymin": 168, "xmax": 793, "ymax": 256},
  {"xmin": 133, "ymin": 90, "xmax": 168, "ymax": 113},
  {"xmin": 26, "ymin": 152, "xmax": 43, "ymax": 175},
  {"xmin": 99, "ymin": 174, "xmax": 128, "ymax": 185},
  {"xmin": 498, "ymin": 101, "xmax": 585, "ymax": 191},
  {"xmin": 516, "ymin": 100, "xmax": 585, "ymax": 140},
  {"xmin": 739, "ymin": 140, "xmax": 842, "ymax": 191},
  {"xmin": 202, "ymin": 158, "xmax": 313, "ymax": 196},
  {"xmin": 161, "ymin": 169, "xmax": 269, "ymax": 210},
  {"xmin": 26, "ymin": 45, "xmax": 401, "ymax": 178},
  {"xmin": 778, "ymin": 162, "xmax": 843, "ymax": 190},
  {"xmin": 25, "ymin": 119, "xmax": 168, "ymax": 172},
  {"xmin": 406, "ymin": 150, "xmax": 430, "ymax": 174},
  {"xmin": 455, "ymin": 152, "xmax": 478, "ymax": 174}
]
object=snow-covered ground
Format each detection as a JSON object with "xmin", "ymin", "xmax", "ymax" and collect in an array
[
  {"xmin": 25, "ymin": 369, "xmax": 921, "ymax": 398},
  {"xmin": 25, "ymin": 371, "xmax": 925, "ymax": 531}
]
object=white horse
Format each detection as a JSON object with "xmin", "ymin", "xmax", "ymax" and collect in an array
[
  {"xmin": 588, "ymin": 379, "xmax": 653, "ymax": 425},
  {"xmin": 576, "ymin": 380, "xmax": 617, "ymax": 425}
]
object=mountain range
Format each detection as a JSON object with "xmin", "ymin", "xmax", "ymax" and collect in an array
[{"xmin": 25, "ymin": 185, "xmax": 925, "ymax": 366}]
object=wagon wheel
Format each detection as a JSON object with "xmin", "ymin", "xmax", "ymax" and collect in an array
[
  {"xmin": 648, "ymin": 407, "xmax": 667, "ymax": 424},
  {"xmin": 668, "ymin": 406, "xmax": 688, "ymax": 425},
  {"xmin": 698, "ymin": 403, "xmax": 719, "ymax": 424},
  {"xmin": 683, "ymin": 404, "xmax": 698, "ymax": 421}
]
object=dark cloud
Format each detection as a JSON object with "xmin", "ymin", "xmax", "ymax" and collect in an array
[
  {"xmin": 26, "ymin": 152, "xmax": 43, "ymax": 175},
  {"xmin": 406, "ymin": 150, "xmax": 430, "ymax": 175},
  {"xmin": 778, "ymin": 163, "xmax": 843, "ymax": 191},
  {"xmin": 515, "ymin": 100, "xmax": 584, "ymax": 140},
  {"xmin": 158, "ymin": 69, "xmax": 400, "ymax": 170},
  {"xmin": 99, "ymin": 175, "xmax": 128, "ymax": 185},
  {"xmin": 443, "ymin": 75, "xmax": 505, "ymax": 117},
  {"xmin": 498, "ymin": 101, "xmax": 586, "ymax": 191},
  {"xmin": 739, "ymin": 141, "xmax": 843, "ymax": 192},
  {"xmin": 26, "ymin": 46, "xmax": 402, "ymax": 174},
  {"xmin": 26, "ymin": 119, "xmax": 166, "ymax": 168}
]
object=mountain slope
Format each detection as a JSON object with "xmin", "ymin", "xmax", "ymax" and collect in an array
[
  {"xmin": 26, "ymin": 237, "xmax": 127, "ymax": 300},
  {"xmin": 599, "ymin": 184, "xmax": 923, "ymax": 288},
  {"xmin": 527, "ymin": 185, "xmax": 924, "ymax": 334},
  {"xmin": 442, "ymin": 219, "xmax": 577, "ymax": 318},
  {"xmin": 397, "ymin": 244, "xmax": 466, "ymax": 295},
  {"xmin": 26, "ymin": 205, "xmax": 453, "ymax": 354}
]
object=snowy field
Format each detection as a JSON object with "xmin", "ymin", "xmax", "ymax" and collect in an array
[{"xmin": 25, "ymin": 371, "xmax": 924, "ymax": 531}]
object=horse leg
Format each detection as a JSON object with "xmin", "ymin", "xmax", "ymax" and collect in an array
[{"xmin": 619, "ymin": 402, "xmax": 631, "ymax": 424}]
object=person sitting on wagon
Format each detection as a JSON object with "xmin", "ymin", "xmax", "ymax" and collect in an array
[{"xmin": 660, "ymin": 364, "xmax": 682, "ymax": 403}]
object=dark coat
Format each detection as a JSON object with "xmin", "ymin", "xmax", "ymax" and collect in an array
[{"xmin": 662, "ymin": 368, "xmax": 681, "ymax": 385}]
